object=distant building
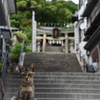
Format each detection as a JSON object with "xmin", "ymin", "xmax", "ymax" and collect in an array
[
  {"xmin": 73, "ymin": 0, "xmax": 100, "ymax": 72},
  {"xmin": 0, "ymin": 0, "xmax": 17, "ymax": 58}
]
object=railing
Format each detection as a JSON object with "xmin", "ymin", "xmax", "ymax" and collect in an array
[
  {"xmin": 0, "ymin": 50, "xmax": 9, "ymax": 82},
  {"xmin": 18, "ymin": 40, "xmax": 25, "ymax": 65}
]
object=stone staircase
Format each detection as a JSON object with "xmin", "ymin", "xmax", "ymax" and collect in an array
[
  {"xmin": 3, "ymin": 53, "xmax": 100, "ymax": 100},
  {"xmin": 46, "ymin": 44, "xmax": 63, "ymax": 52},
  {"xmin": 23, "ymin": 53, "xmax": 82, "ymax": 72},
  {"xmin": 3, "ymin": 72, "xmax": 100, "ymax": 100}
]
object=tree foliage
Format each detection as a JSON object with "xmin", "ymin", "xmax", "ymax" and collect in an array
[
  {"xmin": 10, "ymin": 0, "xmax": 78, "ymax": 43},
  {"xmin": 11, "ymin": 0, "xmax": 78, "ymax": 28}
]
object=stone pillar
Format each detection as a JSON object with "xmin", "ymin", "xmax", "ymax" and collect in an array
[
  {"xmin": 42, "ymin": 33, "xmax": 46, "ymax": 52},
  {"xmin": 65, "ymin": 33, "xmax": 68, "ymax": 53},
  {"xmin": 30, "ymin": 6, "xmax": 36, "ymax": 52},
  {"xmin": 70, "ymin": 40, "xmax": 74, "ymax": 53},
  {"xmin": 37, "ymin": 40, "xmax": 40, "ymax": 52},
  {"xmin": 32, "ymin": 20, "xmax": 36, "ymax": 52},
  {"xmin": 61, "ymin": 40, "xmax": 64, "ymax": 46}
]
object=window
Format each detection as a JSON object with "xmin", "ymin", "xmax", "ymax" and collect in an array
[{"xmin": 92, "ymin": 48, "xmax": 99, "ymax": 62}]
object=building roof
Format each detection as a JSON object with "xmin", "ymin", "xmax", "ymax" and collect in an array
[
  {"xmin": 84, "ymin": 25, "xmax": 100, "ymax": 51},
  {"xmin": 82, "ymin": 0, "xmax": 99, "ymax": 17},
  {"xmin": 0, "ymin": 0, "xmax": 6, "ymax": 26},
  {"xmin": 8, "ymin": 0, "xmax": 17, "ymax": 14}
]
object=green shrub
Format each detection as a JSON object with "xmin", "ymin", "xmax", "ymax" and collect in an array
[
  {"xmin": 23, "ymin": 26, "xmax": 32, "ymax": 40},
  {"xmin": 24, "ymin": 46, "xmax": 32, "ymax": 52},
  {"xmin": 10, "ymin": 43, "xmax": 22, "ymax": 62},
  {"xmin": 10, "ymin": 43, "xmax": 32, "ymax": 62},
  {"xmin": 16, "ymin": 31, "xmax": 27, "ymax": 41},
  {"xmin": 25, "ymin": 38, "xmax": 31, "ymax": 43}
]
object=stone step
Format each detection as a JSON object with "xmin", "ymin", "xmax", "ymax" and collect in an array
[
  {"xmin": 46, "ymin": 45, "xmax": 63, "ymax": 52},
  {"xmin": 34, "ymin": 72, "xmax": 100, "ymax": 76},
  {"xmin": 35, "ymin": 98, "xmax": 100, "ymax": 100},
  {"xmin": 4, "ymin": 72, "xmax": 100, "ymax": 79},
  {"xmin": 4, "ymin": 79, "xmax": 100, "ymax": 84},
  {"xmin": 6, "ymin": 72, "xmax": 100, "ymax": 76},
  {"xmin": 4, "ymin": 83, "xmax": 100, "ymax": 89},
  {"xmin": 35, "ymin": 88, "xmax": 100, "ymax": 94},
  {"xmin": 5, "ymin": 88, "xmax": 100, "ymax": 94},
  {"xmin": 35, "ymin": 88, "xmax": 100, "ymax": 93},
  {"xmin": 4, "ymin": 98, "xmax": 100, "ymax": 100},
  {"xmin": 5, "ymin": 75, "xmax": 91, "ymax": 80},
  {"xmin": 4, "ymin": 92, "xmax": 100, "ymax": 99},
  {"xmin": 35, "ymin": 84, "xmax": 100, "ymax": 89},
  {"xmin": 34, "ymin": 76, "xmax": 100, "ymax": 80},
  {"xmin": 30, "ymin": 98, "xmax": 100, "ymax": 100},
  {"xmin": 5, "ymin": 74, "xmax": 100, "ymax": 80},
  {"xmin": 34, "ymin": 79, "xmax": 100, "ymax": 84},
  {"xmin": 35, "ymin": 93, "xmax": 100, "ymax": 99}
]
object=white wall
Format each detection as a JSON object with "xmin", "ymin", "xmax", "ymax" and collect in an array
[{"xmin": 74, "ymin": 22, "xmax": 79, "ymax": 53}]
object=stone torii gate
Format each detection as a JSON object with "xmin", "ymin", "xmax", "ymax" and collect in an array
[{"xmin": 36, "ymin": 28, "xmax": 74, "ymax": 53}]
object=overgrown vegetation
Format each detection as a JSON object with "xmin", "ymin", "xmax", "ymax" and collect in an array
[
  {"xmin": 11, "ymin": 0, "xmax": 78, "ymax": 41},
  {"xmin": 16, "ymin": 31, "xmax": 31, "ymax": 43},
  {"xmin": 10, "ymin": 43, "xmax": 32, "ymax": 62},
  {"xmin": 11, "ymin": 0, "xmax": 78, "ymax": 27}
]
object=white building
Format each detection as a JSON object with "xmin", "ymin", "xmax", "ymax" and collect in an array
[
  {"xmin": 73, "ymin": 0, "xmax": 100, "ymax": 72},
  {"xmin": 0, "ymin": 0, "xmax": 17, "ymax": 58}
]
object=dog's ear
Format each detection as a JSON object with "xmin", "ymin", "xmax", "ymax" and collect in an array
[
  {"xmin": 18, "ymin": 65, "xmax": 25, "ymax": 72},
  {"xmin": 29, "ymin": 63, "xmax": 35, "ymax": 72}
]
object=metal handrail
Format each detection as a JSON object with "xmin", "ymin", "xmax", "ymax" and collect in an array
[{"xmin": 0, "ymin": 50, "xmax": 9, "ymax": 82}]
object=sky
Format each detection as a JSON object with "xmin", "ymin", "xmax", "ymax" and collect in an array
[
  {"xmin": 70, "ymin": 0, "xmax": 79, "ymax": 4},
  {"xmin": 46, "ymin": 0, "xmax": 79, "ymax": 4}
]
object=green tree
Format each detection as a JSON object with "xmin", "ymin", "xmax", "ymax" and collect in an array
[
  {"xmin": 11, "ymin": 0, "xmax": 78, "ymax": 27},
  {"xmin": 10, "ymin": 0, "xmax": 78, "ymax": 43}
]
